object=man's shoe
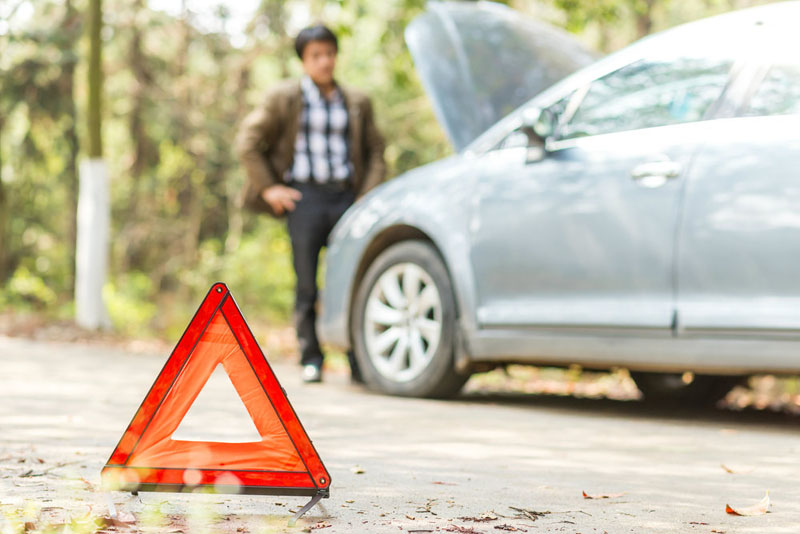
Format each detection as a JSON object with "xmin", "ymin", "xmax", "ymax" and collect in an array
[{"xmin": 302, "ymin": 364, "xmax": 322, "ymax": 383}]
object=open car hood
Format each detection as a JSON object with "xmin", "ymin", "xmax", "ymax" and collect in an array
[{"xmin": 405, "ymin": 1, "xmax": 596, "ymax": 150}]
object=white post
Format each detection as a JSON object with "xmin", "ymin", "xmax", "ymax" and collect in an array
[{"xmin": 75, "ymin": 158, "xmax": 111, "ymax": 329}]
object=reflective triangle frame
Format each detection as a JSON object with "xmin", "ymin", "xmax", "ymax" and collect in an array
[{"xmin": 101, "ymin": 282, "xmax": 331, "ymax": 499}]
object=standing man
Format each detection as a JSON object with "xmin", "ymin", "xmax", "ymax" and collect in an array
[{"xmin": 235, "ymin": 25, "xmax": 386, "ymax": 383}]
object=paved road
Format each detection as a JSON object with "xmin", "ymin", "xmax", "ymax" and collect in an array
[{"xmin": 1, "ymin": 335, "xmax": 799, "ymax": 533}]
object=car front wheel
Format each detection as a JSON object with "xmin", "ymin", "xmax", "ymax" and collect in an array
[{"xmin": 351, "ymin": 240, "xmax": 468, "ymax": 398}]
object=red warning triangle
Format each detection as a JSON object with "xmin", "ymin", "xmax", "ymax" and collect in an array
[{"xmin": 101, "ymin": 283, "xmax": 331, "ymax": 496}]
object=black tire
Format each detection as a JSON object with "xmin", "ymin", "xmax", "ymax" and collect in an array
[
  {"xmin": 631, "ymin": 371, "xmax": 745, "ymax": 406},
  {"xmin": 351, "ymin": 240, "xmax": 469, "ymax": 398}
]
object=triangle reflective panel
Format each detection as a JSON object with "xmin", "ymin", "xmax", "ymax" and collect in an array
[{"xmin": 101, "ymin": 283, "xmax": 331, "ymax": 503}]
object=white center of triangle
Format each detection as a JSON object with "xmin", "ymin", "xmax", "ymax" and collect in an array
[{"xmin": 171, "ymin": 364, "xmax": 262, "ymax": 443}]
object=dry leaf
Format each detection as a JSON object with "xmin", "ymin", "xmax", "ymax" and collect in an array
[
  {"xmin": 351, "ymin": 466, "xmax": 365, "ymax": 474},
  {"xmin": 495, "ymin": 525, "xmax": 527, "ymax": 532},
  {"xmin": 443, "ymin": 526, "xmax": 481, "ymax": 534},
  {"xmin": 459, "ymin": 513, "xmax": 497, "ymax": 522},
  {"xmin": 582, "ymin": 491, "xmax": 625, "ymax": 500},
  {"xmin": 725, "ymin": 492, "xmax": 770, "ymax": 516},
  {"xmin": 508, "ymin": 507, "xmax": 549, "ymax": 521},
  {"xmin": 416, "ymin": 499, "xmax": 438, "ymax": 516},
  {"xmin": 720, "ymin": 464, "xmax": 754, "ymax": 475}
]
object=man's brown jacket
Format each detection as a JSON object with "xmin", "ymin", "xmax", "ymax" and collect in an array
[{"xmin": 235, "ymin": 79, "xmax": 386, "ymax": 216}]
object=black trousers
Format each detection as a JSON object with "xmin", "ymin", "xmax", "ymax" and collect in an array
[{"xmin": 286, "ymin": 182, "xmax": 355, "ymax": 369}]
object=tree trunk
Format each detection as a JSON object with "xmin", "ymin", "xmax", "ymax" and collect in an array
[
  {"xmin": 128, "ymin": 0, "xmax": 147, "ymax": 211},
  {"xmin": 176, "ymin": 0, "xmax": 203, "ymax": 273},
  {"xmin": 76, "ymin": 0, "xmax": 111, "ymax": 329},
  {"xmin": 63, "ymin": 0, "xmax": 80, "ymax": 292},
  {"xmin": 120, "ymin": 0, "xmax": 151, "ymax": 272},
  {"xmin": 225, "ymin": 62, "xmax": 251, "ymax": 254},
  {"xmin": 87, "ymin": 0, "xmax": 103, "ymax": 158},
  {"xmin": 634, "ymin": 0, "xmax": 656, "ymax": 38},
  {"xmin": 0, "ymin": 119, "xmax": 7, "ymax": 283}
]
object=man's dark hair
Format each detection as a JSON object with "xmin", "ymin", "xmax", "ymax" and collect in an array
[{"xmin": 295, "ymin": 25, "xmax": 338, "ymax": 59}]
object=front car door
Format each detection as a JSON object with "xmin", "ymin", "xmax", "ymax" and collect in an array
[{"xmin": 469, "ymin": 42, "xmax": 739, "ymax": 335}]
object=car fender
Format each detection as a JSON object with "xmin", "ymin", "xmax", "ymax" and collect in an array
[{"xmin": 320, "ymin": 158, "xmax": 481, "ymax": 351}]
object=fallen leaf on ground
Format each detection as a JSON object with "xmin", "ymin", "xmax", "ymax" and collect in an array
[
  {"xmin": 433, "ymin": 481, "xmax": 457, "ymax": 486},
  {"xmin": 720, "ymin": 464, "xmax": 754, "ymax": 475},
  {"xmin": 508, "ymin": 507, "xmax": 549, "ymax": 521},
  {"xmin": 443, "ymin": 526, "xmax": 481, "ymax": 533},
  {"xmin": 345, "ymin": 499, "xmax": 354, "ymax": 503},
  {"xmin": 351, "ymin": 466, "xmax": 365, "ymax": 474},
  {"xmin": 100, "ymin": 512, "xmax": 136, "ymax": 530},
  {"xmin": 459, "ymin": 513, "xmax": 497, "ymax": 522},
  {"xmin": 416, "ymin": 499, "xmax": 438, "ymax": 515},
  {"xmin": 689, "ymin": 521, "xmax": 709, "ymax": 525},
  {"xmin": 582, "ymin": 491, "xmax": 625, "ymax": 500},
  {"xmin": 725, "ymin": 492, "xmax": 770, "ymax": 516},
  {"xmin": 494, "ymin": 525, "xmax": 527, "ymax": 532}
]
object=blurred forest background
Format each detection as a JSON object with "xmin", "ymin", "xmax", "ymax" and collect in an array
[{"xmin": 0, "ymin": 0, "xmax": 773, "ymax": 340}]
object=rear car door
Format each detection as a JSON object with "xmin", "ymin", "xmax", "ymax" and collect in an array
[{"xmin": 676, "ymin": 39, "xmax": 800, "ymax": 338}]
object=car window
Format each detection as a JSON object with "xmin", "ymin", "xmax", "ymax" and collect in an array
[
  {"xmin": 557, "ymin": 56, "xmax": 734, "ymax": 140},
  {"xmin": 743, "ymin": 63, "xmax": 800, "ymax": 117}
]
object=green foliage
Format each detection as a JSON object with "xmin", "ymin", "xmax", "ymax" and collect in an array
[
  {"xmin": 181, "ymin": 218, "xmax": 296, "ymax": 324},
  {"xmin": 103, "ymin": 272, "xmax": 158, "ymax": 337},
  {"xmin": 3, "ymin": 266, "xmax": 58, "ymax": 309}
]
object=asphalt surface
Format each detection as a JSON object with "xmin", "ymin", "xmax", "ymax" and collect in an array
[{"xmin": 1, "ymin": 335, "xmax": 800, "ymax": 533}]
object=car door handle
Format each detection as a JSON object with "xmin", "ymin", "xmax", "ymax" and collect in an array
[{"xmin": 630, "ymin": 160, "xmax": 682, "ymax": 188}]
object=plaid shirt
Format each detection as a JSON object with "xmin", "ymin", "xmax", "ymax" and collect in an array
[{"xmin": 288, "ymin": 76, "xmax": 351, "ymax": 184}]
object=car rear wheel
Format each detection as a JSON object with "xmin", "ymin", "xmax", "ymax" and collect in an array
[
  {"xmin": 351, "ymin": 240, "xmax": 468, "ymax": 398},
  {"xmin": 631, "ymin": 371, "xmax": 745, "ymax": 406}
]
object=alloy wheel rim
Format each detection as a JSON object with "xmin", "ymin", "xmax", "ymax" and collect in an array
[{"xmin": 364, "ymin": 262, "xmax": 442, "ymax": 382}]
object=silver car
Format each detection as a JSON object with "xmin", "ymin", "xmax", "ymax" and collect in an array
[{"xmin": 319, "ymin": 1, "xmax": 800, "ymax": 401}]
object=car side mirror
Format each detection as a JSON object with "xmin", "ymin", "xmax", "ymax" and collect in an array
[{"xmin": 521, "ymin": 107, "xmax": 555, "ymax": 163}]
